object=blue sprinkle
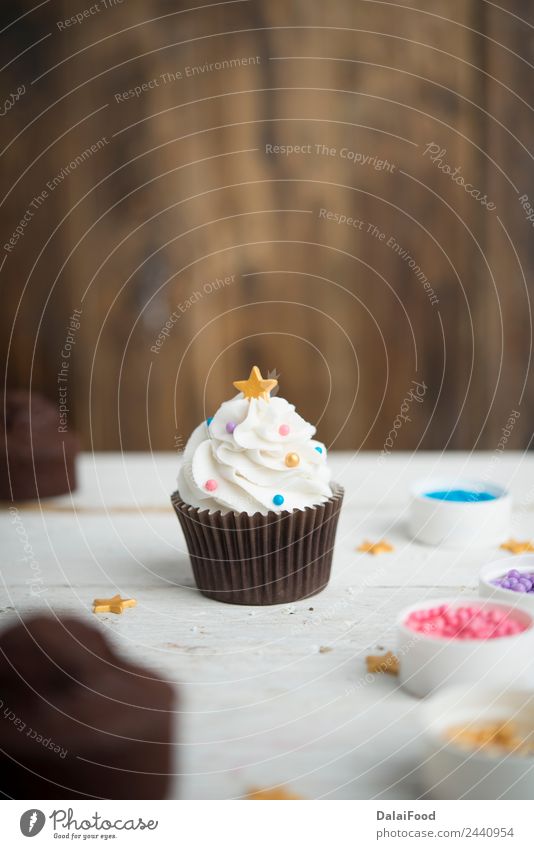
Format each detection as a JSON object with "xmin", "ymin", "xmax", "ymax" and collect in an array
[
  {"xmin": 206, "ymin": 417, "xmax": 213, "ymax": 426},
  {"xmin": 315, "ymin": 446, "xmax": 323, "ymax": 454},
  {"xmin": 424, "ymin": 489, "xmax": 496, "ymax": 503},
  {"xmin": 272, "ymin": 494, "xmax": 284, "ymax": 507}
]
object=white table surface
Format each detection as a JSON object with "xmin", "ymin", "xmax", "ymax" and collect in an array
[{"xmin": 2, "ymin": 451, "xmax": 533, "ymax": 800}]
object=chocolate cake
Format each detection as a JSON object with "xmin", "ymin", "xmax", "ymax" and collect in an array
[
  {"xmin": 0, "ymin": 616, "xmax": 175, "ymax": 799},
  {"xmin": 0, "ymin": 390, "xmax": 78, "ymax": 501}
]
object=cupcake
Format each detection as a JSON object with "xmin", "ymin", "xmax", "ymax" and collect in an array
[
  {"xmin": 0, "ymin": 390, "xmax": 78, "ymax": 501},
  {"xmin": 172, "ymin": 366, "xmax": 343, "ymax": 605}
]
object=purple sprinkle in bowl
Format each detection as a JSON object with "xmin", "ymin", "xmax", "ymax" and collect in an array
[{"xmin": 480, "ymin": 555, "xmax": 534, "ymax": 612}]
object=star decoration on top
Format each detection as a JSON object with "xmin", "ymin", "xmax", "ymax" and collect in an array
[
  {"xmin": 233, "ymin": 365, "xmax": 278, "ymax": 401},
  {"xmin": 500, "ymin": 538, "xmax": 534, "ymax": 554},
  {"xmin": 357, "ymin": 539, "xmax": 394, "ymax": 555},
  {"xmin": 92, "ymin": 593, "xmax": 137, "ymax": 615}
]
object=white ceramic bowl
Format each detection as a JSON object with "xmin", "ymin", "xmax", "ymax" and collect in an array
[
  {"xmin": 409, "ymin": 477, "xmax": 511, "ymax": 548},
  {"xmin": 480, "ymin": 555, "xmax": 534, "ymax": 612},
  {"xmin": 397, "ymin": 596, "xmax": 534, "ymax": 698},
  {"xmin": 419, "ymin": 686, "xmax": 534, "ymax": 799}
]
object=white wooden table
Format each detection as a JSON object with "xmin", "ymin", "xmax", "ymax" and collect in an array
[{"xmin": 2, "ymin": 451, "xmax": 533, "ymax": 799}]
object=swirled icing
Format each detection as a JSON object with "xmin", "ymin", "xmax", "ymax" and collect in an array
[{"xmin": 177, "ymin": 394, "xmax": 332, "ymax": 515}]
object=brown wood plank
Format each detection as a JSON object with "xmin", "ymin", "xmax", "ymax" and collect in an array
[{"xmin": 1, "ymin": 1, "xmax": 531, "ymax": 453}]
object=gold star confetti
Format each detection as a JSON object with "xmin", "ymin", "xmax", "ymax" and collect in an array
[
  {"xmin": 246, "ymin": 786, "xmax": 303, "ymax": 800},
  {"xmin": 366, "ymin": 651, "xmax": 399, "ymax": 676},
  {"xmin": 357, "ymin": 539, "xmax": 394, "ymax": 555},
  {"xmin": 233, "ymin": 366, "xmax": 278, "ymax": 401},
  {"xmin": 92, "ymin": 594, "xmax": 137, "ymax": 615},
  {"xmin": 500, "ymin": 538, "xmax": 534, "ymax": 554},
  {"xmin": 446, "ymin": 721, "xmax": 534, "ymax": 756}
]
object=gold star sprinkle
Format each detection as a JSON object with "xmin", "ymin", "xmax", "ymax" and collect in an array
[
  {"xmin": 500, "ymin": 538, "xmax": 534, "ymax": 554},
  {"xmin": 246, "ymin": 786, "xmax": 303, "ymax": 800},
  {"xmin": 92, "ymin": 594, "xmax": 137, "ymax": 615},
  {"xmin": 446, "ymin": 721, "xmax": 534, "ymax": 756},
  {"xmin": 366, "ymin": 651, "xmax": 399, "ymax": 676},
  {"xmin": 357, "ymin": 539, "xmax": 394, "ymax": 555},
  {"xmin": 233, "ymin": 365, "xmax": 278, "ymax": 401}
]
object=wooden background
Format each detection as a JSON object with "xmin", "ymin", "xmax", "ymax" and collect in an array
[{"xmin": 1, "ymin": 0, "xmax": 533, "ymax": 452}]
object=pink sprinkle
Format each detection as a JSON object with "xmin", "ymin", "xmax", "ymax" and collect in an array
[
  {"xmin": 204, "ymin": 479, "xmax": 218, "ymax": 492},
  {"xmin": 412, "ymin": 610, "xmax": 427, "ymax": 621},
  {"xmin": 405, "ymin": 604, "xmax": 528, "ymax": 640},
  {"xmin": 279, "ymin": 424, "xmax": 290, "ymax": 436}
]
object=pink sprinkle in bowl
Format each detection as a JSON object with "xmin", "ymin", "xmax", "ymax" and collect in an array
[{"xmin": 397, "ymin": 596, "xmax": 534, "ymax": 698}]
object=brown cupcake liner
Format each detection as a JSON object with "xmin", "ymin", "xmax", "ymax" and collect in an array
[{"xmin": 171, "ymin": 484, "xmax": 344, "ymax": 605}]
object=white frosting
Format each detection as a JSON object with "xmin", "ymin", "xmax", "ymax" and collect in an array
[{"xmin": 177, "ymin": 394, "xmax": 332, "ymax": 515}]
